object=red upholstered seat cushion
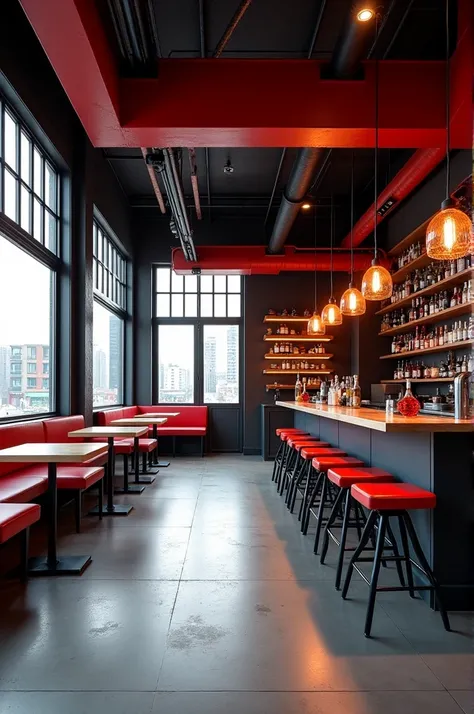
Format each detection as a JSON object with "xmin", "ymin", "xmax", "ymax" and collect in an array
[
  {"xmin": 0, "ymin": 421, "xmax": 44, "ymax": 479},
  {"xmin": 287, "ymin": 436, "xmax": 321, "ymax": 448},
  {"xmin": 301, "ymin": 447, "xmax": 346, "ymax": 460},
  {"xmin": 328, "ymin": 467, "xmax": 394, "ymax": 489},
  {"xmin": 351, "ymin": 482, "xmax": 436, "ymax": 511},
  {"xmin": 0, "ymin": 473, "xmax": 47, "ymax": 503},
  {"xmin": 0, "ymin": 503, "xmax": 41, "ymax": 543},
  {"xmin": 90, "ymin": 438, "xmax": 132, "ymax": 454},
  {"xmin": 157, "ymin": 427, "xmax": 206, "ymax": 437},
  {"xmin": 43, "ymin": 415, "xmax": 86, "ymax": 442},
  {"xmin": 96, "ymin": 408, "xmax": 124, "ymax": 426},
  {"xmin": 120, "ymin": 438, "xmax": 157, "ymax": 453},
  {"xmin": 138, "ymin": 406, "xmax": 208, "ymax": 429},
  {"xmin": 312, "ymin": 455, "xmax": 364, "ymax": 471},
  {"xmin": 276, "ymin": 428, "xmax": 306, "ymax": 436},
  {"xmin": 56, "ymin": 466, "xmax": 104, "ymax": 490},
  {"xmin": 122, "ymin": 406, "xmax": 138, "ymax": 418},
  {"xmin": 280, "ymin": 431, "xmax": 308, "ymax": 442},
  {"xmin": 294, "ymin": 441, "xmax": 330, "ymax": 451}
]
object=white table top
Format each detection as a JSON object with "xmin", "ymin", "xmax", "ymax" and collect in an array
[
  {"xmin": 138, "ymin": 412, "xmax": 180, "ymax": 418},
  {"xmin": 0, "ymin": 443, "xmax": 108, "ymax": 463},
  {"xmin": 68, "ymin": 426, "xmax": 148, "ymax": 438},
  {"xmin": 111, "ymin": 418, "xmax": 168, "ymax": 427}
]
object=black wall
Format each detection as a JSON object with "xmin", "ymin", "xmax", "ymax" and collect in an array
[{"xmin": 1, "ymin": 0, "xmax": 133, "ymax": 423}]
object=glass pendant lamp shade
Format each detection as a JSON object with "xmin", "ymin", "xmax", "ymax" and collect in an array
[
  {"xmin": 307, "ymin": 311, "xmax": 326, "ymax": 336},
  {"xmin": 426, "ymin": 199, "xmax": 471, "ymax": 260},
  {"xmin": 340, "ymin": 283, "xmax": 366, "ymax": 316},
  {"xmin": 361, "ymin": 257, "xmax": 393, "ymax": 301},
  {"xmin": 321, "ymin": 297, "xmax": 343, "ymax": 326}
]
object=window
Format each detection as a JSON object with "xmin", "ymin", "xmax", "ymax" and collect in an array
[
  {"xmin": 93, "ymin": 221, "xmax": 126, "ymax": 309},
  {"xmin": 93, "ymin": 301, "xmax": 124, "ymax": 407},
  {"xmin": 158, "ymin": 325, "xmax": 194, "ymax": 403},
  {"xmin": 155, "ymin": 268, "xmax": 241, "ymax": 318},
  {"xmin": 43, "ymin": 378, "xmax": 49, "ymax": 390},
  {"xmin": 1, "ymin": 100, "xmax": 60, "ymax": 253},
  {"xmin": 42, "ymin": 362, "xmax": 49, "ymax": 374},
  {"xmin": 0, "ymin": 235, "xmax": 55, "ymax": 415},
  {"xmin": 203, "ymin": 325, "xmax": 239, "ymax": 404},
  {"xmin": 27, "ymin": 346, "xmax": 36, "ymax": 359},
  {"xmin": 27, "ymin": 377, "xmax": 36, "ymax": 388},
  {"xmin": 43, "ymin": 346, "xmax": 49, "ymax": 359},
  {"xmin": 154, "ymin": 267, "xmax": 241, "ymax": 405}
]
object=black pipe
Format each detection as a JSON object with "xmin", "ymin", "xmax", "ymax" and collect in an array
[{"xmin": 329, "ymin": 11, "xmax": 375, "ymax": 79}]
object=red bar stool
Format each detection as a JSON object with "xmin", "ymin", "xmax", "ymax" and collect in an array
[
  {"xmin": 280, "ymin": 437, "xmax": 330, "ymax": 499},
  {"xmin": 271, "ymin": 429, "xmax": 308, "ymax": 483},
  {"xmin": 320, "ymin": 467, "xmax": 396, "ymax": 590},
  {"xmin": 303, "ymin": 455, "xmax": 364, "ymax": 553},
  {"xmin": 295, "ymin": 447, "xmax": 347, "ymax": 527},
  {"xmin": 342, "ymin": 482, "xmax": 451, "ymax": 637}
]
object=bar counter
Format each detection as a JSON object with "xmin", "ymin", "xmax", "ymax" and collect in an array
[{"xmin": 276, "ymin": 400, "xmax": 474, "ymax": 610}]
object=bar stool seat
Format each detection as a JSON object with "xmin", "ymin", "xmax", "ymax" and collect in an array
[
  {"xmin": 301, "ymin": 447, "xmax": 346, "ymax": 460},
  {"xmin": 287, "ymin": 436, "xmax": 324, "ymax": 449},
  {"xmin": 312, "ymin": 455, "xmax": 364, "ymax": 471},
  {"xmin": 276, "ymin": 427, "xmax": 306, "ymax": 436},
  {"xmin": 328, "ymin": 466, "xmax": 392, "ymax": 489},
  {"xmin": 292, "ymin": 440, "xmax": 330, "ymax": 452},
  {"xmin": 351, "ymin": 482, "xmax": 436, "ymax": 511},
  {"xmin": 280, "ymin": 431, "xmax": 308, "ymax": 442}
]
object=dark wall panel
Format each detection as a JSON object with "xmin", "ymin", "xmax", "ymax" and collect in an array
[{"xmin": 209, "ymin": 406, "xmax": 241, "ymax": 452}]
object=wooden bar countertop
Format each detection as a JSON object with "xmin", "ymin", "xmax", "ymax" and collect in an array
[{"xmin": 276, "ymin": 401, "xmax": 473, "ymax": 433}]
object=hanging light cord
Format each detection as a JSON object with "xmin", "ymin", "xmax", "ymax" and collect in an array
[
  {"xmin": 350, "ymin": 151, "xmax": 354, "ymax": 284},
  {"xmin": 313, "ymin": 211, "xmax": 317, "ymax": 309},
  {"xmin": 330, "ymin": 194, "xmax": 334, "ymax": 298},
  {"xmin": 373, "ymin": 17, "xmax": 380, "ymax": 260},
  {"xmin": 445, "ymin": 0, "xmax": 450, "ymax": 200}
]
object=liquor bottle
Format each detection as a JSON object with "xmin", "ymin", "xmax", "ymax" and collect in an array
[
  {"xmin": 295, "ymin": 373, "xmax": 303, "ymax": 402},
  {"xmin": 457, "ymin": 321, "xmax": 462, "ymax": 342},
  {"xmin": 346, "ymin": 376, "xmax": 353, "ymax": 407},
  {"xmin": 352, "ymin": 375, "xmax": 361, "ymax": 408},
  {"xmin": 469, "ymin": 316, "xmax": 474, "ymax": 340},
  {"xmin": 462, "ymin": 321, "xmax": 468, "ymax": 341},
  {"xmin": 450, "ymin": 289, "xmax": 456, "ymax": 308},
  {"xmin": 397, "ymin": 379, "xmax": 421, "ymax": 417},
  {"xmin": 462, "ymin": 282, "xmax": 469, "ymax": 304},
  {"xmin": 302, "ymin": 378, "xmax": 310, "ymax": 402},
  {"xmin": 461, "ymin": 355, "xmax": 468, "ymax": 373}
]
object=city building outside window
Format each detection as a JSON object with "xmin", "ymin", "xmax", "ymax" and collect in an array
[
  {"xmin": 92, "ymin": 218, "xmax": 126, "ymax": 408},
  {"xmin": 154, "ymin": 267, "xmax": 241, "ymax": 405}
]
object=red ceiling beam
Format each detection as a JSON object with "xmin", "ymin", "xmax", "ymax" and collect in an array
[{"xmin": 18, "ymin": 0, "xmax": 471, "ymax": 149}]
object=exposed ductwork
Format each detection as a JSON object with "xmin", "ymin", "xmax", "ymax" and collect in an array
[
  {"xmin": 172, "ymin": 245, "xmax": 389, "ymax": 276},
  {"xmin": 267, "ymin": 4, "xmax": 376, "ymax": 255},
  {"xmin": 106, "ymin": 0, "xmax": 160, "ymax": 76},
  {"xmin": 340, "ymin": 147, "xmax": 445, "ymax": 248}
]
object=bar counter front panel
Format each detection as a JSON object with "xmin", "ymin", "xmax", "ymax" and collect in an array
[{"xmin": 277, "ymin": 401, "xmax": 474, "ymax": 610}]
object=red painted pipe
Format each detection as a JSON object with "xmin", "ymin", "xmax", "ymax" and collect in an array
[
  {"xmin": 172, "ymin": 245, "xmax": 389, "ymax": 275},
  {"xmin": 340, "ymin": 147, "xmax": 445, "ymax": 248}
]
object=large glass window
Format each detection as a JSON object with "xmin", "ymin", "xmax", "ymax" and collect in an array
[
  {"xmin": 203, "ymin": 325, "xmax": 239, "ymax": 403},
  {"xmin": 157, "ymin": 325, "xmax": 194, "ymax": 403},
  {"xmin": 93, "ymin": 218, "xmax": 126, "ymax": 407},
  {"xmin": 1, "ymin": 101, "xmax": 60, "ymax": 254},
  {"xmin": 155, "ymin": 268, "xmax": 241, "ymax": 318},
  {"xmin": 0, "ymin": 235, "xmax": 54, "ymax": 416}
]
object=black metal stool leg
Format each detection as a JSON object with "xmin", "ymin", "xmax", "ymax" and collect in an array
[
  {"xmin": 313, "ymin": 473, "xmax": 329, "ymax": 554},
  {"xmin": 298, "ymin": 461, "xmax": 311, "ymax": 523},
  {"xmin": 403, "ymin": 512, "xmax": 451, "ymax": 632},
  {"xmin": 320, "ymin": 487, "xmax": 345, "ymax": 564},
  {"xmin": 334, "ymin": 489, "xmax": 353, "ymax": 590},
  {"xmin": 364, "ymin": 513, "xmax": 387, "ymax": 637},
  {"xmin": 272, "ymin": 441, "xmax": 283, "ymax": 482},
  {"xmin": 385, "ymin": 521, "xmax": 406, "ymax": 587},
  {"xmin": 342, "ymin": 510, "xmax": 378, "ymax": 600},
  {"xmin": 302, "ymin": 471, "xmax": 322, "ymax": 535},
  {"xmin": 398, "ymin": 514, "xmax": 415, "ymax": 597}
]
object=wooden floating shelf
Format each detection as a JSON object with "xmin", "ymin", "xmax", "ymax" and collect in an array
[
  {"xmin": 378, "ymin": 302, "xmax": 474, "ymax": 336},
  {"xmin": 264, "ymin": 353, "xmax": 332, "ymax": 360},
  {"xmin": 266, "ymin": 383, "xmax": 320, "ymax": 390},
  {"xmin": 376, "ymin": 268, "xmax": 473, "ymax": 315},
  {"xmin": 264, "ymin": 335, "xmax": 333, "ymax": 342},
  {"xmin": 389, "ymin": 253, "xmax": 433, "ymax": 285},
  {"xmin": 381, "ymin": 378, "xmax": 454, "ymax": 384},
  {"xmin": 263, "ymin": 369, "xmax": 333, "ymax": 375},
  {"xmin": 263, "ymin": 315, "xmax": 313, "ymax": 323},
  {"xmin": 388, "ymin": 219, "xmax": 430, "ymax": 257},
  {"xmin": 380, "ymin": 339, "xmax": 474, "ymax": 360}
]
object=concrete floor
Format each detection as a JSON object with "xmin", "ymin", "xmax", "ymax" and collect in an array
[{"xmin": 0, "ymin": 454, "xmax": 472, "ymax": 713}]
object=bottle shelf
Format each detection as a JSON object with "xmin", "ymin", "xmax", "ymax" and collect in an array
[
  {"xmin": 378, "ymin": 302, "xmax": 474, "ymax": 336},
  {"xmin": 381, "ymin": 378, "xmax": 454, "ymax": 384},
  {"xmin": 264, "ymin": 353, "xmax": 333, "ymax": 360},
  {"xmin": 380, "ymin": 338, "xmax": 474, "ymax": 360},
  {"xmin": 376, "ymin": 268, "xmax": 473, "ymax": 315},
  {"xmin": 389, "ymin": 253, "xmax": 433, "ymax": 285},
  {"xmin": 266, "ymin": 383, "xmax": 320, "ymax": 390},
  {"xmin": 264, "ymin": 335, "xmax": 333, "ymax": 342},
  {"xmin": 263, "ymin": 315, "xmax": 312, "ymax": 323},
  {"xmin": 387, "ymin": 219, "xmax": 430, "ymax": 258},
  {"xmin": 263, "ymin": 369, "xmax": 333, "ymax": 375}
]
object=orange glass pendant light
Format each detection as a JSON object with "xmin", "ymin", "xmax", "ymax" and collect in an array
[
  {"xmin": 340, "ymin": 153, "xmax": 366, "ymax": 316},
  {"xmin": 426, "ymin": 1, "xmax": 471, "ymax": 260},
  {"xmin": 307, "ymin": 212, "xmax": 326, "ymax": 337},
  {"xmin": 322, "ymin": 195, "xmax": 343, "ymax": 326},
  {"xmin": 361, "ymin": 55, "xmax": 393, "ymax": 301}
]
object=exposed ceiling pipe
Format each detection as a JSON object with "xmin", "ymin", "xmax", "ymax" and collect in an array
[
  {"xmin": 141, "ymin": 147, "xmax": 166, "ymax": 213},
  {"xmin": 106, "ymin": 0, "xmax": 159, "ymax": 75},
  {"xmin": 213, "ymin": 0, "xmax": 253, "ymax": 58},
  {"xmin": 340, "ymin": 147, "xmax": 445, "ymax": 248},
  {"xmin": 172, "ymin": 245, "xmax": 389, "ymax": 276},
  {"xmin": 267, "ymin": 2, "xmax": 375, "ymax": 255},
  {"xmin": 188, "ymin": 148, "xmax": 202, "ymax": 220}
]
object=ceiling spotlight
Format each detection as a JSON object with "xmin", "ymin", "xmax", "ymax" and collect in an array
[
  {"xmin": 223, "ymin": 158, "xmax": 234, "ymax": 174},
  {"xmin": 356, "ymin": 8, "xmax": 375, "ymax": 22},
  {"xmin": 301, "ymin": 202, "xmax": 311, "ymax": 210}
]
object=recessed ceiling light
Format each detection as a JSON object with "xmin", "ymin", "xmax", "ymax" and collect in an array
[
  {"xmin": 356, "ymin": 8, "xmax": 375, "ymax": 22},
  {"xmin": 301, "ymin": 202, "xmax": 311, "ymax": 210}
]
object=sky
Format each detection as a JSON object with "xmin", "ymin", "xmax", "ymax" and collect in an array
[{"xmin": 158, "ymin": 324, "xmax": 239, "ymax": 374}]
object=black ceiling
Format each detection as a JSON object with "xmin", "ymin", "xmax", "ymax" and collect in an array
[{"xmin": 103, "ymin": 0, "xmax": 449, "ymax": 243}]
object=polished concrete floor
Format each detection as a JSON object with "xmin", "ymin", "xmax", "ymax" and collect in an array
[{"xmin": 0, "ymin": 455, "xmax": 472, "ymax": 713}]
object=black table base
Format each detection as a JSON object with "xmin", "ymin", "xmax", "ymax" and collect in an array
[
  {"xmin": 133, "ymin": 474, "xmax": 156, "ymax": 484},
  {"xmin": 156, "ymin": 460, "xmax": 170, "ymax": 468},
  {"xmin": 29, "ymin": 555, "xmax": 92, "ymax": 576},
  {"xmin": 114, "ymin": 484, "xmax": 145, "ymax": 494},
  {"xmin": 89, "ymin": 503, "xmax": 132, "ymax": 516}
]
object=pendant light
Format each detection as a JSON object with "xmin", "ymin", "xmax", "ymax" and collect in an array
[
  {"xmin": 361, "ymin": 49, "xmax": 393, "ymax": 301},
  {"xmin": 307, "ymin": 211, "xmax": 326, "ymax": 336},
  {"xmin": 340, "ymin": 152, "xmax": 366, "ymax": 316},
  {"xmin": 426, "ymin": 0, "xmax": 471, "ymax": 260},
  {"xmin": 322, "ymin": 195, "xmax": 343, "ymax": 326}
]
